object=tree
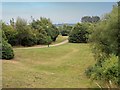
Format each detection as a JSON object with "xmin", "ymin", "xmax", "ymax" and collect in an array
[
  {"xmin": 86, "ymin": 4, "xmax": 120, "ymax": 86},
  {"xmin": 81, "ymin": 16, "xmax": 100, "ymax": 23},
  {"xmin": 45, "ymin": 36, "xmax": 52, "ymax": 47},
  {"xmin": 30, "ymin": 17, "xmax": 59, "ymax": 42},
  {"xmin": 91, "ymin": 16, "xmax": 100, "ymax": 23},
  {"xmin": 15, "ymin": 17, "xmax": 28, "ymax": 45},
  {"xmin": 0, "ymin": 30, "xmax": 14, "ymax": 60},
  {"xmin": 69, "ymin": 23, "xmax": 88, "ymax": 43},
  {"xmin": 59, "ymin": 24, "xmax": 72, "ymax": 36},
  {"xmin": 10, "ymin": 18, "xmax": 15, "ymax": 28},
  {"xmin": 15, "ymin": 17, "xmax": 37, "ymax": 46},
  {"xmin": 2, "ymin": 23, "xmax": 18, "ymax": 46},
  {"xmin": 81, "ymin": 16, "xmax": 92, "ymax": 23}
]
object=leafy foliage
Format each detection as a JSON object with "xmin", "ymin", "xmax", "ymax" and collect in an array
[
  {"xmin": 31, "ymin": 17, "xmax": 59, "ymax": 42},
  {"xmin": 81, "ymin": 16, "xmax": 100, "ymax": 23},
  {"xmin": 86, "ymin": 4, "xmax": 120, "ymax": 86},
  {"xmin": 68, "ymin": 23, "xmax": 88, "ymax": 43},
  {"xmin": 1, "ymin": 39, "xmax": 14, "ymax": 60},
  {"xmin": 2, "ymin": 17, "xmax": 59, "ymax": 47},
  {"xmin": 59, "ymin": 24, "xmax": 72, "ymax": 36},
  {"xmin": 2, "ymin": 23, "xmax": 18, "ymax": 46}
]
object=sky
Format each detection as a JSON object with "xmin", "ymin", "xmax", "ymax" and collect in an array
[
  {"xmin": 2, "ymin": 2, "xmax": 116, "ymax": 24},
  {"xmin": 1, "ymin": 0, "xmax": 119, "ymax": 2}
]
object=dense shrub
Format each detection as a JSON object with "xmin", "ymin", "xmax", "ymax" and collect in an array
[
  {"xmin": 15, "ymin": 18, "xmax": 37, "ymax": 46},
  {"xmin": 0, "ymin": 39, "xmax": 14, "ymax": 60},
  {"xmin": 2, "ymin": 17, "xmax": 59, "ymax": 47},
  {"xmin": 21, "ymin": 34, "xmax": 37, "ymax": 46},
  {"xmin": 59, "ymin": 24, "xmax": 72, "ymax": 36},
  {"xmin": 20, "ymin": 27, "xmax": 37, "ymax": 46},
  {"xmin": 68, "ymin": 23, "xmax": 88, "ymax": 43},
  {"xmin": 45, "ymin": 25, "xmax": 59, "ymax": 41},
  {"xmin": 2, "ymin": 24, "xmax": 18, "ymax": 46},
  {"xmin": 0, "ymin": 30, "xmax": 7, "ymax": 41},
  {"xmin": 86, "ymin": 55, "xmax": 119, "ymax": 85},
  {"xmin": 31, "ymin": 17, "xmax": 59, "ymax": 42},
  {"xmin": 86, "ymin": 4, "xmax": 119, "ymax": 86}
]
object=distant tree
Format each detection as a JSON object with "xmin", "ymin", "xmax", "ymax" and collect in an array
[
  {"xmin": 81, "ymin": 16, "xmax": 92, "ymax": 23},
  {"xmin": 81, "ymin": 16, "xmax": 100, "ymax": 23},
  {"xmin": 10, "ymin": 18, "xmax": 15, "ymax": 28},
  {"xmin": 91, "ymin": 16, "xmax": 100, "ymax": 23}
]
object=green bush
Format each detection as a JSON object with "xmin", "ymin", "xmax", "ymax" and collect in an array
[
  {"xmin": 2, "ymin": 23, "xmax": 19, "ymax": 46},
  {"xmin": 85, "ymin": 55, "xmax": 119, "ymax": 85},
  {"xmin": 86, "ymin": 4, "xmax": 119, "ymax": 87},
  {"xmin": 30, "ymin": 17, "xmax": 59, "ymax": 42},
  {"xmin": 1, "ymin": 39, "xmax": 14, "ymax": 60},
  {"xmin": 59, "ymin": 24, "xmax": 72, "ymax": 36},
  {"xmin": 21, "ymin": 34, "xmax": 37, "ymax": 46},
  {"xmin": 69, "ymin": 23, "xmax": 88, "ymax": 43},
  {"xmin": 61, "ymin": 30, "xmax": 69, "ymax": 36}
]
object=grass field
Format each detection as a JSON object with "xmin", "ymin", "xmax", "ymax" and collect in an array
[{"xmin": 2, "ymin": 42, "xmax": 97, "ymax": 88}]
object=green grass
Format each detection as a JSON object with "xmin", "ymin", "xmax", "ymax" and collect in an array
[
  {"xmin": 51, "ymin": 35, "xmax": 68, "ymax": 45},
  {"xmin": 2, "ymin": 43, "xmax": 97, "ymax": 88}
]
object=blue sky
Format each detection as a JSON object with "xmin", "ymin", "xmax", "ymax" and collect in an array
[
  {"xmin": 1, "ymin": 0, "xmax": 119, "ymax": 2},
  {"xmin": 2, "ymin": 2, "xmax": 116, "ymax": 24}
]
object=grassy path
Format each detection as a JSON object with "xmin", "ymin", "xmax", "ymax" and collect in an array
[
  {"xmin": 14, "ymin": 40, "xmax": 68, "ymax": 50},
  {"xmin": 2, "ymin": 43, "xmax": 97, "ymax": 88},
  {"xmin": 14, "ymin": 35, "xmax": 68, "ymax": 49}
]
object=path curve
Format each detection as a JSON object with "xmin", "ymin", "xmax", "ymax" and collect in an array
[{"xmin": 14, "ymin": 40, "xmax": 68, "ymax": 50}]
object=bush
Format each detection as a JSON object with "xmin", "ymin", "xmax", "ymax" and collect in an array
[
  {"xmin": 86, "ymin": 4, "xmax": 119, "ymax": 87},
  {"xmin": 60, "ymin": 24, "xmax": 72, "ymax": 36},
  {"xmin": 31, "ymin": 17, "xmax": 59, "ymax": 42},
  {"xmin": 61, "ymin": 30, "xmax": 69, "ymax": 36},
  {"xmin": 2, "ymin": 23, "xmax": 19, "ymax": 46},
  {"xmin": 69, "ymin": 23, "xmax": 88, "ymax": 43},
  {"xmin": 20, "ymin": 27, "xmax": 37, "ymax": 46},
  {"xmin": 1, "ymin": 39, "xmax": 14, "ymax": 60},
  {"xmin": 21, "ymin": 34, "xmax": 37, "ymax": 46},
  {"xmin": 45, "ymin": 25, "xmax": 59, "ymax": 41},
  {"xmin": 85, "ymin": 55, "xmax": 119, "ymax": 85}
]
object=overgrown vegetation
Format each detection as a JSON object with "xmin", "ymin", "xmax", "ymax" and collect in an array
[
  {"xmin": 68, "ymin": 23, "xmax": 89, "ymax": 43},
  {"xmin": 58, "ymin": 24, "xmax": 72, "ymax": 36},
  {"xmin": 85, "ymin": 4, "xmax": 120, "ymax": 87}
]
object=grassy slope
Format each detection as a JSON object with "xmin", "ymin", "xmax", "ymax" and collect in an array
[{"xmin": 2, "ymin": 43, "xmax": 97, "ymax": 88}]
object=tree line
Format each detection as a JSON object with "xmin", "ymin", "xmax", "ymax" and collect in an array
[{"xmin": 1, "ymin": 17, "xmax": 59, "ymax": 59}]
